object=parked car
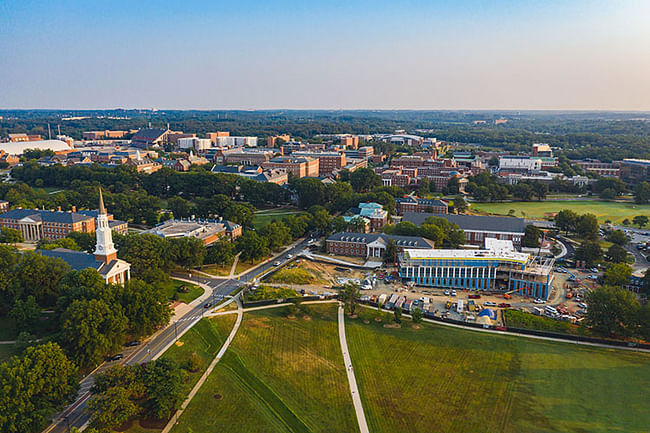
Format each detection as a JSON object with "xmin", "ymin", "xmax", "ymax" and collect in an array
[
  {"xmin": 484, "ymin": 301, "xmax": 497, "ymax": 307},
  {"xmin": 498, "ymin": 303, "xmax": 511, "ymax": 308},
  {"xmin": 287, "ymin": 254, "xmax": 294, "ymax": 259},
  {"xmin": 533, "ymin": 298, "xmax": 545, "ymax": 304},
  {"xmin": 468, "ymin": 294, "xmax": 480, "ymax": 299},
  {"xmin": 444, "ymin": 290, "xmax": 450, "ymax": 296},
  {"xmin": 451, "ymin": 290, "xmax": 457, "ymax": 296},
  {"xmin": 125, "ymin": 341, "xmax": 140, "ymax": 347},
  {"xmin": 274, "ymin": 261, "xmax": 281, "ymax": 266},
  {"xmin": 203, "ymin": 302, "xmax": 213, "ymax": 308},
  {"xmin": 108, "ymin": 354, "xmax": 124, "ymax": 361}
]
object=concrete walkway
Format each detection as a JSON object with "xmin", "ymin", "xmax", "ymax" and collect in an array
[
  {"xmin": 161, "ymin": 297, "xmax": 244, "ymax": 433},
  {"xmin": 338, "ymin": 305, "xmax": 370, "ymax": 433},
  {"xmin": 228, "ymin": 252, "xmax": 241, "ymax": 277}
]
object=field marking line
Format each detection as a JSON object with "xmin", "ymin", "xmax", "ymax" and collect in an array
[
  {"xmin": 161, "ymin": 298, "xmax": 244, "ymax": 433},
  {"xmin": 338, "ymin": 304, "xmax": 370, "ymax": 433}
]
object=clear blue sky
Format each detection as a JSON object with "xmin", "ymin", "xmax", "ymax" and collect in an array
[{"xmin": 1, "ymin": 0, "xmax": 649, "ymax": 110}]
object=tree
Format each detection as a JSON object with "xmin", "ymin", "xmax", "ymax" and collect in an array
[
  {"xmin": 140, "ymin": 359, "xmax": 185, "ymax": 419},
  {"xmin": 575, "ymin": 241, "xmax": 603, "ymax": 267},
  {"xmin": 412, "ymin": 307, "xmax": 423, "ymax": 324},
  {"xmin": 642, "ymin": 268, "xmax": 650, "ymax": 295},
  {"xmin": 522, "ymin": 225, "xmax": 541, "ymax": 248},
  {"xmin": 67, "ymin": 231, "xmax": 96, "ymax": 252},
  {"xmin": 554, "ymin": 209, "xmax": 578, "ymax": 234},
  {"xmin": 531, "ymin": 181, "xmax": 549, "ymax": 201},
  {"xmin": 633, "ymin": 215, "xmax": 649, "ymax": 228},
  {"xmin": 0, "ymin": 227, "xmax": 23, "ymax": 244},
  {"xmin": 38, "ymin": 237, "xmax": 81, "ymax": 251},
  {"xmin": 606, "ymin": 229, "xmax": 629, "ymax": 246},
  {"xmin": 383, "ymin": 239, "xmax": 397, "ymax": 264},
  {"xmin": 168, "ymin": 196, "xmax": 193, "ymax": 219},
  {"xmin": 600, "ymin": 188, "xmax": 617, "ymax": 200},
  {"xmin": 0, "ymin": 342, "xmax": 78, "ymax": 433},
  {"xmin": 293, "ymin": 178, "xmax": 326, "ymax": 209},
  {"xmin": 87, "ymin": 386, "xmax": 140, "ymax": 432},
  {"xmin": 9, "ymin": 295, "xmax": 40, "ymax": 333},
  {"xmin": 117, "ymin": 233, "xmax": 173, "ymax": 277},
  {"xmin": 603, "ymin": 263, "xmax": 633, "ymax": 287},
  {"xmin": 120, "ymin": 279, "xmax": 171, "ymax": 338},
  {"xmin": 13, "ymin": 251, "xmax": 70, "ymax": 308},
  {"xmin": 205, "ymin": 240, "xmax": 235, "ymax": 266},
  {"xmin": 634, "ymin": 181, "xmax": 650, "ymax": 204},
  {"xmin": 453, "ymin": 196, "xmax": 468, "ymax": 214},
  {"xmin": 59, "ymin": 298, "xmax": 128, "ymax": 368},
  {"xmin": 576, "ymin": 213, "xmax": 599, "ymax": 240},
  {"xmin": 606, "ymin": 244, "xmax": 629, "ymax": 264},
  {"xmin": 168, "ymin": 237, "xmax": 206, "ymax": 269},
  {"xmin": 236, "ymin": 231, "xmax": 269, "ymax": 263},
  {"xmin": 347, "ymin": 217, "xmax": 368, "ymax": 233},
  {"xmin": 339, "ymin": 282, "xmax": 360, "ymax": 315},
  {"xmin": 259, "ymin": 221, "xmax": 292, "ymax": 251},
  {"xmin": 393, "ymin": 308, "xmax": 402, "ymax": 324},
  {"xmin": 622, "ymin": 218, "xmax": 630, "ymax": 226},
  {"xmin": 350, "ymin": 168, "xmax": 381, "ymax": 193},
  {"xmin": 586, "ymin": 286, "xmax": 640, "ymax": 336}
]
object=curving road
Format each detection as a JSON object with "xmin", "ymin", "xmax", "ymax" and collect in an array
[{"xmin": 43, "ymin": 237, "xmax": 311, "ymax": 433}]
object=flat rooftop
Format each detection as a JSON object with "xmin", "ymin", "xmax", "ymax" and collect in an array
[{"xmin": 402, "ymin": 248, "xmax": 530, "ymax": 264}]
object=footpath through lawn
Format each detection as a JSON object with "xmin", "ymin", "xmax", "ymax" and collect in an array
[
  {"xmin": 346, "ymin": 309, "xmax": 650, "ymax": 433},
  {"xmin": 171, "ymin": 304, "xmax": 357, "ymax": 433}
]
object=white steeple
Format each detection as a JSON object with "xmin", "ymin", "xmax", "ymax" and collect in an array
[{"xmin": 94, "ymin": 187, "xmax": 117, "ymax": 263}]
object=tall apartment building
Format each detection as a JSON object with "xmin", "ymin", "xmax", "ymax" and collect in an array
[
  {"xmin": 178, "ymin": 137, "xmax": 212, "ymax": 152},
  {"xmin": 83, "ymin": 130, "xmax": 127, "ymax": 140},
  {"xmin": 214, "ymin": 136, "xmax": 258, "ymax": 147},
  {"xmin": 206, "ymin": 131, "xmax": 230, "ymax": 142},
  {"xmin": 574, "ymin": 160, "xmax": 620, "ymax": 177},
  {"xmin": 344, "ymin": 146, "xmax": 374, "ymax": 159},
  {"xmin": 340, "ymin": 136, "xmax": 359, "ymax": 148},
  {"xmin": 267, "ymin": 134, "xmax": 291, "ymax": 147}
]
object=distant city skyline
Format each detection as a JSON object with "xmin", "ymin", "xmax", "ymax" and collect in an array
[{"xmin": 1, "ymin": 0, "xmax": 649, "ymax": 110}]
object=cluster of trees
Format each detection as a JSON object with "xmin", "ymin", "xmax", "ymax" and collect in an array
[
  {"xmin": 0, "ymin": 343, "xmax": 79, "ymax": 433},
  {"xmin": 586, "ymin": 285, "xmax": 650, "ymax": 340},
  {"xmin": 382, "ymin": 217, "xmax": 465, "ymax": 249},
  {"xmin": 465, "ymin": 172, "xmax": 548, "ymax": 202},
  {"xmin": 87, "ymin": 360, "xmax": 186, "ymax": 432},
  {"xmin": 0, "ymin": 244, "xmax": 171, "ymax": 369},
  {"xmin": 0, "ymin": 227, "xmax": 23, "ymax": 244}
]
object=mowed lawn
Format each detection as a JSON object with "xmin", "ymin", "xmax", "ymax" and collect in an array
[
  {"xmin": 253, "ymin": 208, "xmax": 306, "ymax": 229},
  {"xmin": 346, "ymin": 315, "xmax": 650, "ymax": 433},
  {"xmin": 171, "ymin": 304, "xmax": 358, "ymax": 433},
  {"xmin": 471, "ymin": 200, "xmax": 650, "ymax": 224}
]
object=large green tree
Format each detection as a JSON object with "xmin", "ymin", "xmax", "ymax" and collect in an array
[
  {"xmin": 140, "ymin": 359, "xmax": 185, "ymax": 419},
  {"xmin": 120, "ymin": 280, "xmax": 171, "ymax": 338},
  {"xmin": 586, "ymin": 286, "xmax": 640, "ymax": 337},
  {"xmin": 603, "ymin": 263, "xmax": 633, "ymax": 287},
  {"xmin": 349, "ymin": 167, "xmax": 381, "ymax": 193}
]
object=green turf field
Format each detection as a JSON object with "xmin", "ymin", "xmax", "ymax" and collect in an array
[
  {"xmin": 346, "ymin": 312, "xmax": 650, "ymax": 433},
  {"xmin": 253, "ymin": 208, "xmax": 306, "ymax": 229},
  {"xmin": 171, "ymin": 304, "xmax": 357, "ymax": 433},
  {"xmin": 471, "ymin": 200, "xmax": 650, "ymax": 224}
]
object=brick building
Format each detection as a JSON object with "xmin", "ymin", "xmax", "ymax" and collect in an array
[
  {"xmin": 395, "ymin": 196, "xmax": 448, "ymax": 215},
  {"xmin": 326, "ymin": 232, "xmax": 434, "ymax": 258},
  {"xmin": 291, "ymin": 151, "xmax": 345, "ymax": 176},
  {"xmin": 0, "ymin": 209, "xmax": 96, "ymax": 242},
  {"xmin": 575, "ymin": 160, "xmax": 620, "ymax": 177},
  {"xmin": 262, "ymin": 156, "xmax": 319, "ymax": 178}
]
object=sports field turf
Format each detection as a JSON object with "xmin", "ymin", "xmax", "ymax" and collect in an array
[
  {"xmin": 171, "ymin": 304, "xmax": 357, "ymax": 433},
  {"xmin": 471, "ymin": 200, "xmax": 650, "ymax": 224},
  {"xmin": 253, "ymin": 208, "xmax": 306, "ymax": 229},
  {"xmin": 346, "ymin": 314, "xmax": 650, "ymax": 433}
]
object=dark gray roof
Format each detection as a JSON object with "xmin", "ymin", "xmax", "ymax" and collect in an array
[
  {"xmin": 38, "ymin": 248, "xmax": 103, "ymax": 271},
  {"xmin": 132, "ymin": 128, "xmax": 167, "ymax": 141},
  {"xmin": 0, "ymin": 209, "xmax": 93, "ymax": 224},
  {"xmin": 326, "ymin": 232, "xmax": 432, "ymax": 248},
  {"xmin": 396, "ymin": 197, "xmax": 448, "ymax": 207},
  {"xmin": 402, "ymin": 212, "xmax": 526, "ymax": 234}
]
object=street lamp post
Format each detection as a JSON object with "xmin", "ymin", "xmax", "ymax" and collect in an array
[{"xmin": 174, "ymin": 321, "xmax": 178, "ymax": 342}]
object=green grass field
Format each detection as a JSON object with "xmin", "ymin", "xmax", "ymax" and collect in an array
[
  {"xmin": 171, "ymin": 304, "xmax": 358, "ymax": 433},
  {"xmin": 163, "ymin": 279, "xmax": 203, "ymax": 304},
  {"xmin": 253, "ymin": 208, "xmax": 306, "ymax": 229},
  {"xmin": 471, "ymin": 200, "xmax": 650, "ymax": 224},
  {"xmin": 346, "ymin": 311, "xmax": 650, "ymax": 433}
]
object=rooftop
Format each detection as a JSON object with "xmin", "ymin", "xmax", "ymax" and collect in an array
[{"xmin": 402, "ymin": 212, "xmax": 525, "ymax": 234}]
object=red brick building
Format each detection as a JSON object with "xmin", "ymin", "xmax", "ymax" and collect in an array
[{"xmin": 395, "ymin": 196, "xmax": 448, "ymax": 215}]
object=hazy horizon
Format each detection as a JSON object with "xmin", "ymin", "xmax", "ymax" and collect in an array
[{"xmin": 2, "ymin": 0, "xmax": 650, "ymax": 111}]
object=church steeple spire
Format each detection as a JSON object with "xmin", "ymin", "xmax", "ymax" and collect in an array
[{"xmin": 94, "ymin": 186, "xmax": 117, "ymax": 263}]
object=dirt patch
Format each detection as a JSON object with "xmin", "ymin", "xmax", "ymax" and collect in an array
[
  {"xmin": 383, "ymin": 323, "xmax": 401, "ymax": 329},
  {"xmin": 411, "ymin": 324, "xmax": 421, "ymax": 330},
  {"xmin": 247, "ymin": 317, "xmax": 272, "ymax": 328},
  {"xmin": 374, "ymin": 317, "xmax": 383, "ymax": 322},
  {"xmin": 286, "ymin": 314, "xmax": 297, "ymax": 320},
  {"xmin": 214, "ymin": 394, "xmax": 223, "ymax": 400},
  {"xmin": 348, "ymin": 314, "xmax": 358, "ymax": 319},
  {"xmin": 302, "ymin": 315, "xmax": 311, "ymax": 321},
  {"xmin": 175, "ymin": 341, "xmax": 184, "ymax": 347},
  {"xmin": 363, "ymin": 320, "xmax": 370, "ymax": 324},
  {"xmin": 139, "ymin": 417, "xmax": 169, "ymax": 429}
]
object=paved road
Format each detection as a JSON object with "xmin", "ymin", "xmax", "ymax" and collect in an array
[
  {"xmin": 338, "ymin": 305, "xmax": 370, "ymax": 433},
  {"xmin": 44, "ymin": 237, "xmax": 312, "ymax": 433}
]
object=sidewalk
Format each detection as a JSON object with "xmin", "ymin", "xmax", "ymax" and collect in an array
[
  {"xmin": 161, "ymin": 297, "xmax": 244, "ymax": 433},
  {"xmin": 338, "ymin": 304, "xmax": 370, "ymax": 433},
  {"xmin": 169, "ymin": 277, "xmax": 214, "ymax": 319}
]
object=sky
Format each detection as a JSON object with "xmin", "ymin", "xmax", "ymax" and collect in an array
[{"xmin": 1, "ymin": 0, "xmax": 650, "ymax": 110}]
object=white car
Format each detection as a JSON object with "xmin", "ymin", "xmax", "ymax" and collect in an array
[
  {"xmin": 451, "ymin": 290, "xmax": 457, "ymax": 296},
  {"xmin": 533, "ymin": 298, "xmax": 546, "ymax": 304},
  {"xmin": 274, "ymin": 261, "xmax": 281, "ymax": 266},
  {"xmin": 287, "ymin": 254, "xmax": 293, "ymax": 259},
  {"xmin": 443, "ymin": 290, "xmax": 450, "ymax": 296},
  {"xmin": 484, "ymin": 301, "xmax": 497, "ymax": 307}
]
